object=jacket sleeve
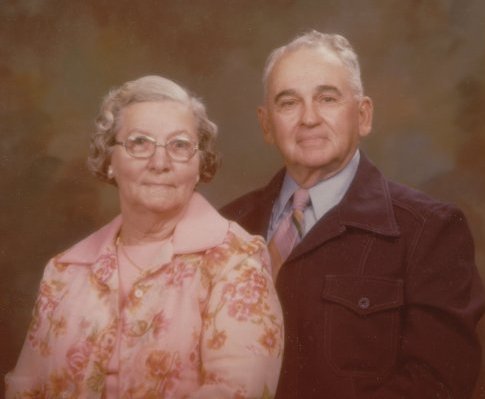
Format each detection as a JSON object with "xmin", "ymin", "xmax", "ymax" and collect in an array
[
  {"xmin": 191, "ymin": 234, "xmax": 284, "ymax": 399},
  {"xmin": 359, "ymin": 205, "xmax": 485, "ymax": 398}
]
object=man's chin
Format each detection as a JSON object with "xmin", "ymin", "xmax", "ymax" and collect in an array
[{"xmin": 296, "ymin": 152, "xmax": 334, "ymax": 169}]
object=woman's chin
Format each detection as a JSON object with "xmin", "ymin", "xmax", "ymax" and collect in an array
[
  {"xmin": 122, "ymin": 186, "xmax": 191, "ymax": 217},
  {"xmin": 140, "ymin": 199, "xmax": 179, "ymax": 215}
]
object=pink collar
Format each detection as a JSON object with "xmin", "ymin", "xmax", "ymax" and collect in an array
[{"xmin": 58, "ymin": 192, "xmax": 229, "ymax": 264}]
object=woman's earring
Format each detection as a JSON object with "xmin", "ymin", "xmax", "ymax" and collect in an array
[{"xmin": 107, "ymin": 166, "xmax": 114, "ymax": 179}]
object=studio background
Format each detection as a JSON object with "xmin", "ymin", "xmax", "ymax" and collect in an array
[{"xmin": 1, "ymin": 0, "xmax": 484, "ymax": 397}]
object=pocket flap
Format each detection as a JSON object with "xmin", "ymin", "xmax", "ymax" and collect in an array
[{"xmin": 322, "ymin": 275, "xmax": 403, "ymax": 316}]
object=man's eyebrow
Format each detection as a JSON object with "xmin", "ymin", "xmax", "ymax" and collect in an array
[
  {"xmin": 314, "ymin": 85, "xmax": 342, "ymax": 96},
  {"xmin": 273, "ymin": 85, "xmax": 343, "ymax": 104},
  {"xmin": 273, "ymin": 89, "xmax": 298, "ymax": 104}
]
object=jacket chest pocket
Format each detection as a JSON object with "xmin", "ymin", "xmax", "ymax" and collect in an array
[{"xmin": 321, "ymin": 275, "xmax": 403, "ymax": 377}]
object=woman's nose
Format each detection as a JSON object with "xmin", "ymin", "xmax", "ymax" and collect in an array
[{"xmin": 147, "ymin": 145, "xmax": 171, "ymax": 171}]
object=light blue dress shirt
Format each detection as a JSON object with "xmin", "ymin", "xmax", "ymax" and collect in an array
[{"xmin": 267, "ymin": 150, "xmax": 360, "ymax": 241}]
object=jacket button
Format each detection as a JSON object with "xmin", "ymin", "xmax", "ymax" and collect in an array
[{"xmin": 358, "ymin": 296, "xmax": 370, "ymax": 310}]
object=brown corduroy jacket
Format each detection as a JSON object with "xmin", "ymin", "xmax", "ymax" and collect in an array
[{"xmin": 221, "ymin": 152, "xmax": 485, "ymax": 399}]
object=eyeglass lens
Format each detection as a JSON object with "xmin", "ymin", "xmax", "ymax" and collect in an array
[{"xmin": 124, "ymin": 135, "xmax": 197, "ymax": 161}]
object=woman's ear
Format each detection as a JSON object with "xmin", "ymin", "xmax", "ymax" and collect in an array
[{"xmin": 107, "ymin": 165, "xmax": 115, "ymax": 179}]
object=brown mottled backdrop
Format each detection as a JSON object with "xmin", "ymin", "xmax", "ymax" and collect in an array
[{"xmin": 1, "ymin": 0, "xmax": 484, "ymax": 397}]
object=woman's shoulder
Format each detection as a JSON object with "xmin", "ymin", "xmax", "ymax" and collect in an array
[
  {"xmin": 226, "ymin": 221, "xmax": 267, "ymax": 254},
  {"xmin": 198, "ymin": 221, "xmax": 271, "ymax": 283},
  {"xmin": 55, "ymin": 216, "xmax": 122, "ymax": 265}
]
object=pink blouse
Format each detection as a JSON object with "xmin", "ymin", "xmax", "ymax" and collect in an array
[{"xmin": 5, "ymin": 193, "xmax": 284, "ymax": 398}]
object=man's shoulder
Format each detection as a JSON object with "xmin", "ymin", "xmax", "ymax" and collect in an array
[
  {"xmin": 220, "ymin": 187, "xmax": 268, "ymax": 221},
  {"xmin": 385, "ymin": 178, "xmax": 464, "ymax": 224},
  {"xmin": 343, "ymin": 154, "xmax": 464, "ymax": 230},
  {"xmin": 220, "ymin": 169, "xmax": 285, "ymax": 223}
]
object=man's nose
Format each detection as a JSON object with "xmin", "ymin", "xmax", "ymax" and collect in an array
[{"xmin": 300, "ymin": 101, "xmax": 322, "ymax": 127}]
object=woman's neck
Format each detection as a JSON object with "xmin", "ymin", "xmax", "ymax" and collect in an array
[{"xmin": 119, "ymin": 205, "xmax": 185, "ymax": 245}]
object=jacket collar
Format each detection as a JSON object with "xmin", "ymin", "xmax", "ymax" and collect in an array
[
  {"xmin": 286, "ymin": 151, "xmax": 400, "ymax": 261},
  {"xmin": 232, "ymin": 169, "xmax": 285, "ymax": 238},
  {"xmin": 58, "ymin": 192, "xmax": 229, "ymax": 264},
  {"xmin": 267, "ymin": 151, "xmax": 400, "ymax": 237},
  {"xmin": 336, "ymin": 151, "xmax": 400, "ymax": 237}
]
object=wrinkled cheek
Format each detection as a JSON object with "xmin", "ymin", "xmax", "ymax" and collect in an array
[{"xmin": 117, "ymin": 181, "xmax": 138, "ymax": 204}]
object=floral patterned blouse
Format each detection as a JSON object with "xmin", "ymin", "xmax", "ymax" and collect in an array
[{"xmin": 5, "ymin": 193, "xmax": 284, "ymax": 399}]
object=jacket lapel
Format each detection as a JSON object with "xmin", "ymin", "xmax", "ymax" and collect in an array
[
  {"xmin": 257, "ymin": 170, "xmax": 285, "ymax": 236},
  {"xmin": 287, "ymin": 153, "xmax": 400, "ymax": 262},
  {"xmin": 238, "ymin": 169, "xmax": 285, "ymax": 237}
]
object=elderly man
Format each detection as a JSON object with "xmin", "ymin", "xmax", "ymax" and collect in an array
[{"xmin": 221, "ymin": 31, "xmax": 485, "ymax": 399}]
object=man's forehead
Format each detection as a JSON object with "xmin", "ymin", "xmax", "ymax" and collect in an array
[
  {"xmin": 272, "ymin": 46, "xmax": 342, "ymax": 74},
  {"xmin": 267, "ymin": 47, "xmax": 347, "ymax": 97}
]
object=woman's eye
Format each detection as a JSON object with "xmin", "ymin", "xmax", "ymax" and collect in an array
[
  {"xmin": 171, "ymin": 139, "xmax": 191, "ymax": 149},
  {"xmin": 130, "ymin": 136, "xmax": 150, "ymax": 145}
]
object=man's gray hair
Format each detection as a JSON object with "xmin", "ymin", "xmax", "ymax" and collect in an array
[{"xmin": 262, "ymin": 30, "xmax": 363, "ymax": 98}]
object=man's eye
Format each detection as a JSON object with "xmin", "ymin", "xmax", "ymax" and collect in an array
[
  {"xmin": 319, "ymin": 95, "xmax": 337, "ymax": 103},
  {"xmin": 278, "ymin": 99, "xmax": 298, "ymax": 109}
]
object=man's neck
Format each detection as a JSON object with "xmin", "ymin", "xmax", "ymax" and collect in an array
[{"xmin": 287, "ymin": 150, "xmax": 359, "ymax": 189}]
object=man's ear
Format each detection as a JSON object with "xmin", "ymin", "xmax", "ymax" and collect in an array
[
  {"xmin": 358, "ymin": 96, "xmax": 374, "ymax": 138},
  {"xmin": 257, "ymin": 106, "xmax": 274, "ymax": 144}
]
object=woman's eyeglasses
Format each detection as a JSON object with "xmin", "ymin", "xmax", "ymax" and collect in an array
[{"xmin": 113, "ymin": 134, "xmax": 199, "ymax": 162}]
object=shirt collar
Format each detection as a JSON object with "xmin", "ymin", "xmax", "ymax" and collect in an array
[
  {"xmin": 272, "ymin": 174, "xmax": 300, "ymax": 224},
  {"xmin": 273, "ymin": 150, "xmax": 360, "ymax": 222},
  {"xmin": 309, "ymin": 150, "xmax": 360, "ymax": 220},
  {"xmin": 58, "ymin": 192, "xmax": 229, "ymax": 264},
  {"xmin": 172, "ymin": 192, "xmax": 229, "ymax": 254}
]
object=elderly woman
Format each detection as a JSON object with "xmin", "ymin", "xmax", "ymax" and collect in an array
[{"xmin": 6, "ymin": 75, "xmax": 283, "ymax": 398}]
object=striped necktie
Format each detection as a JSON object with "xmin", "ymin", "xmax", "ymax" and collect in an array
[{"xmin": 268, "ymin": 188, "xmax": 310, "ymax": 281}]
